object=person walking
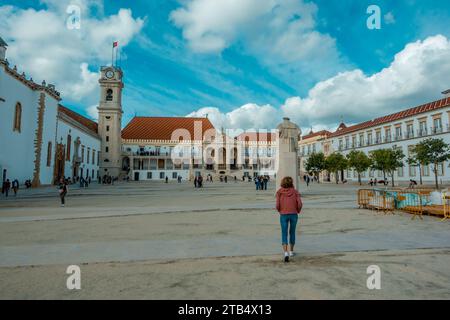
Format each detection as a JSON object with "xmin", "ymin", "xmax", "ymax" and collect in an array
[
  {"xmin": 276, "ymin": 176, "xmax": 302, "ymax": 263},
  {"xmin": 58, "ymin": 178, "xmax": 68, "ymax": 207},
  {"xmin": 12, "ymin": 179, "xmax": 19, "ymax": 197}
]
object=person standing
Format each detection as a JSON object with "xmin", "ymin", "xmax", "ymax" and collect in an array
[
  {"xmin": 276, "ymin": 176, "xmax": 302, "ymax": 263},
  {"xmin": 194, "ymin": 176, "xmax": 198, "ymax": 188},
  {"xmin": 58, "ymin": 178, "xmax": 68, "ymax": 207},
  {"xmin": 12, "ymin": 179, "xmax": 19, "ymax": 197},
  {"xmin": 263, "ymin": 176, "xmax": 268, "ymax": 190},
  {"xmin": 4, "ymin": 179, "xmax": 11, "ymax": 198}
]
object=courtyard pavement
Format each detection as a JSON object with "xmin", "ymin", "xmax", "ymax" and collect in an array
[{"xmin": 0, "ymin": 180, "xmax": 449, "ymax": 299}]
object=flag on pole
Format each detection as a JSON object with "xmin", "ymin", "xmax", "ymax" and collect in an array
[{"xmin": 113, "ymin": 41, "xmax": 119, "ymax": 48}]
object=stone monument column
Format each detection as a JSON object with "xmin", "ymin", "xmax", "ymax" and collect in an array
[{"xmin": 276, "ymin": 117, "xmax": 302, "ymax": 190}]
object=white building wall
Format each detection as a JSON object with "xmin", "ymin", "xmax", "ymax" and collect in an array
[
  {"xmin": 56, "ymin": 118, "xmax": 101, "ymax": 181},
  {"xmin": 0, "ymin": 65, "xmax": 57, "ymax": 184},
  {"xmin": 330, "ymin": 106, "xmax": 450, "ymax": 184}
]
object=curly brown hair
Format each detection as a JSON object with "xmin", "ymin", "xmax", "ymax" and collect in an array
[{"xmin": 280, "ymin": 176, "xmax": 294, "ymax": 188}]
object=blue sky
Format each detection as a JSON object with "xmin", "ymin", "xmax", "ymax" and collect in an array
[{"xmin": 1, "ymin": 0, "xmax": 450, "ymax": 131}]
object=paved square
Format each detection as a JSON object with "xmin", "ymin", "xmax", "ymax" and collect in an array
[{"xmin": 0, "ymin": 181, "xmax": 449, "ymax": 299}]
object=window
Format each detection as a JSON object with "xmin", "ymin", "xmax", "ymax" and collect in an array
[
  {"xmin": 87, "ymin": 148, "xmax": 90, "ymax": 164},
  {"xmin": 106, "ymin": 89, "xmax": 113, "ymax": 102},
  {"xmin": 105, "ymin": 147, "xmax": 109, "ymax": 153},
  {"xmin": 160, "ymin": 172, "xmax": 165, "ymax": 179},
  {"xmin": 409, "ymin": 165, "xmax": 416, "ymax": 177},
  {"xmin": 367, "ymin": 133, "xmax": 372, "ymax": 145},
  {"xmin": 395, "ymin": 126, "xmax": 402, "ymax": 140},
  {"xmin": 106, "ymin": 125, "xmax": 110, "ymax": 132},
  {"xmin": 172, "ymin": 172, "xmax": 178, "ymax": 179},
  {"xmin": 385, "ymin": 128, "xmax": 391, "ymax": 142},
  {"xmin": 433, "ymin": 118, "xmax": 442, "ymax": 133},
  {"xmin": 406, "ymin": 124, "xmax": 414, "ymax": 138},
  {"xmin": 13, "ymin": 102, "xmax": 22, "ymax": 132},
  {"xmin": 92, "ymin": 150, "xmax": 95, "ymax": 164},
  {"xmin": 419, "ymin": 121, "xmax": 427, "ymax": 136},
  {"xmin": 81, "ymin": 146, "xmax": 85, "ymax": 163},
  {"xmin": 106, "ymin": 136, "xmax": 109, "ymax": 142},
  {"xmin": 66, "ymin": 135, "xmax": 71, "ymax": 161},
  {"xmin": 147, "ymin": 172, "xmax": 152, "ymax": 179},
  {"xmin": 375, "ymin": 131, "xmax": 381, "ymax": 144},
  {"xmin": 46, "ymin": 142, "xmax": 52, "ymax": 167},
  {"xmin": 97, "ymin": 151, "xmax": 100, "ymax": 165},
  {"xmin": 397, "ymin": 166, "xmax": 404, "ymax": 177},
  {"xmin": 422, "ymin": 165, "xmax": 430, "ymax": 177},
  {"xmin": 438, "ymin": 163, "xmax": 444, "ymax": 176}
]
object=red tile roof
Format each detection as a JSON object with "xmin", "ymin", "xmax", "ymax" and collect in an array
[
  {"xmin": 302, "ymin": 130, "xmax": 331, "ymax": 140},
  {"xmin": 236, "ymin": 131, "xmax": 278, "ymax": 143},
  {"xmin": 330, "ymin": 97, "xmax": 450, "ymax": 138},
  {"xmin": 58, "ymin": 105, "xmax": 98, "ymax": 134},
  {"xmin": 121, "ymin": 116, "xmax": 215, "ymax": 141}
]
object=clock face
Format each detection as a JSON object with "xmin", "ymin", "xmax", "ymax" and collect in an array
[{"xmin": 105, "ymin": 70, "xmax": 114, "ymax": 79}]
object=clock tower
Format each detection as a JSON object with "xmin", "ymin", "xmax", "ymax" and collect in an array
[{"xmin": 98, "ymin": 66, "xmax": 124, "ymax": 178}]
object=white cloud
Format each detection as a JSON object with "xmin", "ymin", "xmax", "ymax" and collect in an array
[
  {"xmin": 187, "ymin": 103, "xmax": 279, "ymax": 130},
  {"xmin": 87, "ymin": 104, "xmax": 99, "ymax": 120},
  {"xmin": 170, "ymin": 0, "xmax": 343, "ymax": 87},
  {"xmin": 170, "ymin": 0, "xmax": 337, "ymax": 60},
  {"xmin": 281, "ymin": 35, "xmax": 450, "ymax": 128},
  {"xmin": 188, "ymin": 35, "xmax": 450, "ymax": 132},
  {"xmin": 0, "ymin": 1, "xmax": 144, "ymax": 114}
]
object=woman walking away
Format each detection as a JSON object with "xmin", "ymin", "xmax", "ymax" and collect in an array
[
  {"xmin": 276, "ymin": 177, "xmax": 302, "ymax": 263},
  {"xmin": 58, "ymin": 178, "xmax": 68, "ymax": 207}
]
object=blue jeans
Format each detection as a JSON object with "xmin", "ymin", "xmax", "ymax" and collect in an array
[{"xmin": 280, "ymin": 214, "xmax": 298, "ymax": 245}]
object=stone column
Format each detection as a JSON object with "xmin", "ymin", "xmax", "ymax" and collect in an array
[{"xmin": 276, "ymin": 117, "xmax": 302, "ymax": 190}]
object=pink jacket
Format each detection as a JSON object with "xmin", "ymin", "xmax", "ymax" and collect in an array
[{"xmin": 276, "ymin": 187, "xmax": 302, "ymax": 214}]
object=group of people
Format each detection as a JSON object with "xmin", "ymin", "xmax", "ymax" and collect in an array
[
  {"xmin": 255, "ymin": 175, "xmax": 270, "ymax": 190},
  {"xmin": 303, "ymin": 174, "xmax": 320, "ymax": 187},
  {"xmin": 1, "ymin": 179, "xmax": 20, "ymax": 197},
  {"xmin": 194, "ymin": 175, "xmax": 204, "ymax": 188},
  {"xmin": 368, "ymin": 178, "xmax": 389, "ymax": 186}
]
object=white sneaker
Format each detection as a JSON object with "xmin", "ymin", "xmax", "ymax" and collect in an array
[{"xmin": 289, "ymin": 251, "xmax": 295, "ymax": 257}]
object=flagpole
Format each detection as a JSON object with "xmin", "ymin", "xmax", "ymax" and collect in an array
[{"xmin": 111, "ymin": 42, "xmax": 114, "ymax": 67}]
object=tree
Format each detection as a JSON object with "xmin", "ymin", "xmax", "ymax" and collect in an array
[
  {"xmin": 305, "ymin": 152, "xmax": 326, "ymax": 183},
  {"xmin": 413, "ymin": 138, "xmax": 450, "ymax": 189},
  {"xmin": 370, "ymin": 148, "xmax": 405, "ymax": 187},
  {"xmin": 347, "ymin": 150, "xmax": 372, "ymax": 185},
  {"xmin": 325, "ymin": 153, "xmax": 348, "ymax": 184}
]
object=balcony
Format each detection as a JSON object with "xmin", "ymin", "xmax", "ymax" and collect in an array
[
  {"xmin": 384, "ymin": 136, "xmax": 392, "ymax": 143},
  {"xmin": 394, "ymin": 134, "xmax": 402, "ymax": 141},
  {"xmin": 406, "ymin": 131, "xmax": 414, "ymax": 139},
  {"xmin": 418, "ymin": 129, "xmax": 428, "ymax": 137},
  {"xmin": 122, "ymin": 150, "xmax": 173, "ymax": 158},
  {"xmin": 431, "ymin": 126, "xmax": 443, "ymax": 134}
]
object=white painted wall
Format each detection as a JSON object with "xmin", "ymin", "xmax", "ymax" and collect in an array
[
  {"xmin": 56, "ymin": 118, "xmax": 101, "ymax": 181},
  {"xmin": 0, "ymin": 66, "xmax": 42, "ymax": 184}
]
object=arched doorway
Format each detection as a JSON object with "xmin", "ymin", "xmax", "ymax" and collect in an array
[
  {"xmin": 231, "ymin": 147, "xmax": 238, "ymax": 170},
  {"xmin": 218, "ymin": 147, "xmax": 227, "ymax": 170},
  {"xmin": 53, "ymin": 143, "xmax": 65, "ymax": 184}
]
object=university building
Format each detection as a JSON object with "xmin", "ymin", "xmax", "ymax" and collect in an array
[
  {"xmin": 0, "ymin": 37, "xmax": 100, "ymax": 186},
  {"xmin": 0, "ymin": 35, "xmax": 277, "ymax": 185},
  {"xmin": 299, "ymin": 92, "xmax": 450, "ymax": 184}
]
